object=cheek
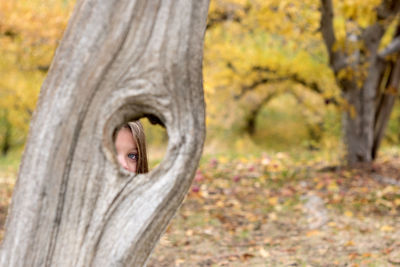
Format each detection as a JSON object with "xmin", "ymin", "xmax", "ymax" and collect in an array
[
  {"xmin": 117, "ymin": 154, "xmax": 125, "ymax": 166},
  {"xmin": 127, "ymin": 161, "xmax": 137, "ymax": 173}
]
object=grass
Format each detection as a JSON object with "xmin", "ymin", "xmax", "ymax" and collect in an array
[
  {"xmin": 0, "ymin": 147, "xmax": 21, "ymax": 240},
  {"xmin": 0, "ymin": 147, "xmax": 22, "ymax": 176}
]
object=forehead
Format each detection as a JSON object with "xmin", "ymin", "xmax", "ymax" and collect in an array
[{"xmin": 115, "ymin": 127, "xmax": 137, "ymax": 150}]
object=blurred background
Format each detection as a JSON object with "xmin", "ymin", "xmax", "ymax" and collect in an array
[
  {"xmin": 1, "ymin": 0, "xmax": 400, "ymax": 265},
  {"xmin": 1, "ymin": 0, "xmax": 400, "ymax": 166}
]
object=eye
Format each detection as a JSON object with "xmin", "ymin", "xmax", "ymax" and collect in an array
[{"xmin": 128, "ymin": 153, "xmax": 138, "ymax": 161}]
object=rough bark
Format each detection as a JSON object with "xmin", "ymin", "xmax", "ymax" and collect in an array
[{"xmin": 0, "ymin": 0, "xmax": 209, "ymax": 266}]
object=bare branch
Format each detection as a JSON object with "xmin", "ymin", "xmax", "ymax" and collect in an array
[
  {"xmin": 206, "ymin": 10, "xmax": 242, "ymax": 29},
  {"xmin": 379, "ymin": 36, "xmax": 400, "ymax": 58},
  {"xmin": 319, "ymin": 0, "xmax": 347, "ymax": 72},
  {"xmin": 235, "ymin": 76, "xmax": 288, "ymax": 99},
  {"xmin": 320, "ymin": 0, "xmax": 335, "ymax": 53},
  {"xmin": 235, "ymin": 66, "xmax": 339, "ymax": 105},
  {"xmin": 291, "ymin": 73, "xmax": 339, "ymax": 105},
  {"xmin": 206, "ymin": 4, "xmax": 250, "ymax": 29},
  {"xmin": 377, "ymin": 0, "xmax": 400, "ymax": 21}
]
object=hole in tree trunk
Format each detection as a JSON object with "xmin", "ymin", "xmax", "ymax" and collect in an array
[{"xmin": 112, "ymin": 116, "xmax": 167, "ymax": 174}]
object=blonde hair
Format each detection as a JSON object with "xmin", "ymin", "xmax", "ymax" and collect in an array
[{"xmin": 114, "ymin": 121, "xmax": 149, "ymax": 173}]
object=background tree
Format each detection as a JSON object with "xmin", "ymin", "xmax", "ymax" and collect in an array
[
  {"xmin": 0, "ymin": 0, "xmax": 73, "ymax": 155},
  {"xmin": 0, "ymin": 1, "xmax": 209, "ymax": 266},
  {"xmin": 320, "ymin": 0, "xmax": 400, "ymax": 163},
  {"xmin": 204, "ymin": 0, "xmax": 400, "ymax": 163},
  {"xmin": 204, "ymin": 0, "xmax": 340, "ymax": 148}
]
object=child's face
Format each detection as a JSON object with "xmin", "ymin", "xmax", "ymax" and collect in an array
[{"xmin": 115, "ymin": 127, "xmax": 138, "ymax": 173}]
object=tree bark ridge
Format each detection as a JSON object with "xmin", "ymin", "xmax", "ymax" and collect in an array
[{"xmin": 0, "ymin": 1, "xmax": 209, "ymax": 266}]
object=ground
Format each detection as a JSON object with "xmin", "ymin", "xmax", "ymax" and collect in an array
[
  {"xmin": 147, "ymin": 152, "xmax": 400, "ymax": 266},
  {"xmin": 0, "ymin": 150, "xmax": 399, "ymax": 266}
]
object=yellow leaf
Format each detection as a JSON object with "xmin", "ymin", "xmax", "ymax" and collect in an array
[
  {"xmin": 380, "ymin": 225, "xmax": 394, "ymax": 232},
  {"xmin": 268, "ymin": 197, "xmax": 278, "ymax": 205},
  {"xmin": 216, "ymin": 200, "xmax": 224, "ymax": 208},
  {"xmin": 306, "ymin": 230, "xmax": 321, "ymax": 237},
  {"xmin": 328, "ymin": 181, "xmax": 339, "ymax": 192},
  {"xmin": 382, "ymin": 186, "xmax": 395, "ymax": 195},
  {"xmin": 316, "ymin": 182, "xmax": 325, "ymax": 190},
  {"xmin": 218, "ymin": 156, "xmax": 228, "ymax": 164},
  {"xmin": 344, "ymin": 210, "xmax": 353, "ymax": 217}
]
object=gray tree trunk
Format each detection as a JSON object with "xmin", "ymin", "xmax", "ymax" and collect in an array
[
  {"xmin": 373, "ymin": 29, "xmax": 400, "ymax": 158},
  {"xmin": 320, "ymin": 0, "xmax": 400, "ymax": 164},
  {"xmin": 0, "ymin": 0, "xmax": 209, "ymax": 266},
  {"xmin": 0, "ymin": 112, "xmax": 11, "ymax": 156}
]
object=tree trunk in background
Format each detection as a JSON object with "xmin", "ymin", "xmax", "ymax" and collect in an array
[
  {"xmin": 372, "ymin": 30, "xmax": 400, "ymax": 159},
  {"xmin": 0, "ymin": 113, "xmax": 11, "ymax": 156},
  {"xmin": 1, "ymin": 126, "xmax": 10, "ymax": 156},
  {"xmin": 320, "ymin": 0, "xmax": 400, "ymax": 164},
  {"xmin": 341, "ymin": 55, "xmax": 385, "ymax": 164},
  {"xmin": 0, "ymin": 1, "xmax": 209, "ymax": 266},
  {"xmin": 243, "ymin": 92, "xmax": 277, "ymax": 135}
]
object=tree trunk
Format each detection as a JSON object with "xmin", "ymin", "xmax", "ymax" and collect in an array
[
  {"xmin": 372, "ymin": 61, "xmax": 400, "ymax": 158},
  {"xmin": 372, "ymin": 30, "xmax": 400, "ymax": 159},
  {"xmin": 0, "ymin": 113, "xmax": 11, "ymax": 156},
  {"xmin": 341, "ymin": 57, "xmax": 385, "ymax": 164},
  {"xmin": 320, "ymin": 0, "xmax": 400, "ymax": 164},
  {"xmin": 0, "ymin": 1, "xmax": 209, "ymax": 266},
  {"xmin": 243, "ymin": 92, "xmax": 277, "ymax": 135}
]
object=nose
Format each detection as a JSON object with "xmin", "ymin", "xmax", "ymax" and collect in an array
[{"xmin": 117, "ymin": 155, "xmax": 129, "ymax": 170}]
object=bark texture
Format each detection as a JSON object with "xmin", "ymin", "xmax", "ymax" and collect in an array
[{"xmin": 0, "ymin": 0, "xmax": 209, "ymax": 266}]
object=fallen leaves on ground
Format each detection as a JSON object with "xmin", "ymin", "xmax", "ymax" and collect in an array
[
  {"xmin": 148, "ymin": 152, "xmax": 400, "ymax": 266},
  {"xmin": 0, "ymin": 152, "xmax": 399, "ymax": 266}
]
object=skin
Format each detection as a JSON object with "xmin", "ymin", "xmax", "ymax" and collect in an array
[{"xmin": 115, "ymin": 127, "xmax": 138, "ymax": 173}]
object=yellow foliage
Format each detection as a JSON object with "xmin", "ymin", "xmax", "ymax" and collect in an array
[
  {"xmin": 336, "ymin": 0, "xmax": 380, "ymax": 28},
  {"xmin": 204, "ymin": 0, "xmax": 342, "ymax": 136},
  {"xmin": 0, "ymin": 0, "xmax": 75, "ymax": 147},
  {"xmin": 1, "ymin": 0, "xmax": 396, "ymax": 151},
  {"xmin": 379, "ymin": 17, "xmax": 400, "ymax": 53}
]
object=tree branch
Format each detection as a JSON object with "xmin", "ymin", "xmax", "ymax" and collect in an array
[
  {"xmin": 235, "ymin": 76, "xmax": 288, "ymax": 99},
  {"xmin": 291, "ymin": 73, "xmax": 339, "ymax": 105},
  {"xmin": 320, "ymin": 0, "xmax": 335, "ymax": 53},
  {"xmin": 376, "ymin": 0, "xmax": 400, "ymax": 21},
  {"xmin": 319, "ymin": 0, "xmax": 347, "ymax": 72},
  {"xmin": 206, "ymin": 10, "xmax": 242, "ymax": 29},
  {"xmin": 235, "ymin": 66, "xmax": 339, "ymax": 105},
  {"xmin": 379, "ymin": 36, "xmax": 400, "ymax": 58},
  {"xmin": 206, "ymin": 4, "xmax": 250, "ymax": 29}
]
